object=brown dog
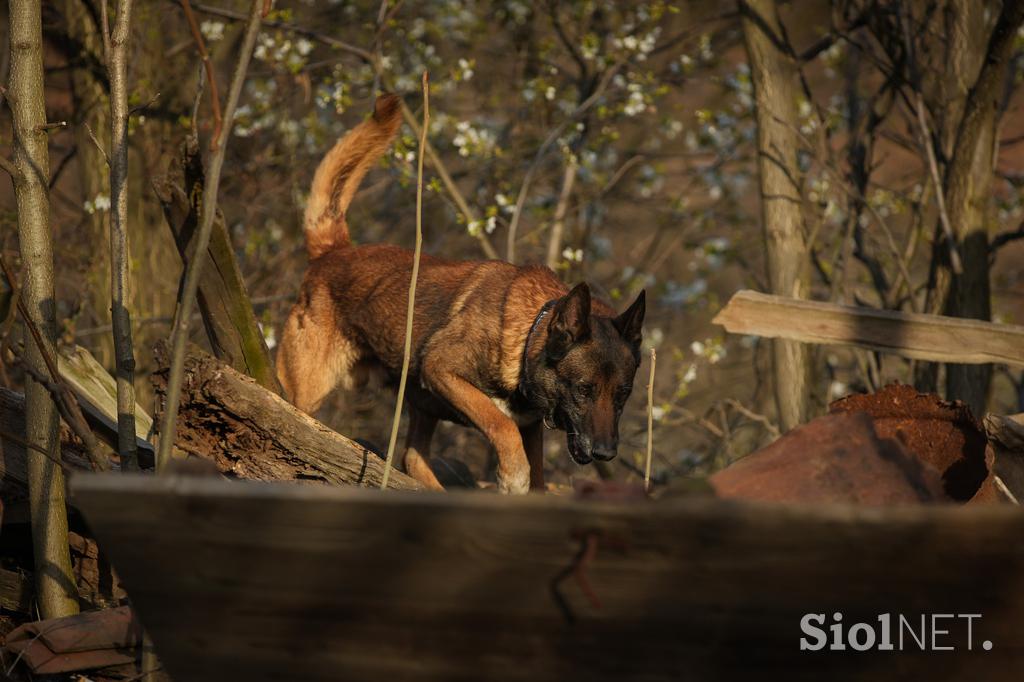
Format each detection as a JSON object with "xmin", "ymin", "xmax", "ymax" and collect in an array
[{"xmin": 277, "ymin": 94, "xmax": 645, "ymax": 493}]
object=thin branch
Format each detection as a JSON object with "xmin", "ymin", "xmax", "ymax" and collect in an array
[
  {"xmin": 912, "ymin": 92, "xmax": 963, "ymax": 275},
  {"xmin": 157, "ymin": 0, "xmax": 266, "ymax": 471},
  {"xmin": 505, "ymin": 61, "xmax": 623, "ymax": 263},
  {"xmin": 545, "ymin": 153, "xmax": 578, "ymax": 270},
  {"xmin": 179, "ymin": 0, "xmax": 223, "ymax": 150},
  {"xmin": 382, "ymin": 71, "xmax": 429, "ymax": 490},
  {"xmin": 188, "ymin": 1, "xmax": 374, "ymax": 62},
  {"xmin": 723, "ymin": 398, "xmax": 780, "ymax": 439},
  {"xmin": 0, "ymin": 154, "xmax": 20, "ymax": 182},
  {"xmin": 990, "ymin": 218, "xmax": 1024, "ymax": 255},
  {"xmin": 644, "ymin": 348, "xmax": 656, "ymax": 493},
  {"xmin": 0, "ymin": 428, "xmax": 75, "ymax": 474},
  {"xmin": 83, "ymin": 122, "xmax": 110, "ymax": 167},
  {"xmin": 397, "ymin": 98, "xmax": 499, "ymax": 259}
]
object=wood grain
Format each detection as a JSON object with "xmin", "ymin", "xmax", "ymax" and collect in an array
[
  {"xmin": 151, "ymin": 343, "xmax": 421, "ymax": 491},
  {"xmin": 714, "ymin": 290, "xmax": 1024, "ymax": 366},
  {"xmin": 74, "ymin": 474, "xmax": 1024, "ymax": 681}
]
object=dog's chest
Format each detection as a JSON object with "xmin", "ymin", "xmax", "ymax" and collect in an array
[{"xmin": 490, "ymin": 396, "xmax": 539, "ymax": 427}]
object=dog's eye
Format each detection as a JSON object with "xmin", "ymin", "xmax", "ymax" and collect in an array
[{"xmin": 574, "ymin": 382, "xmax": 595, "ymax": 398}]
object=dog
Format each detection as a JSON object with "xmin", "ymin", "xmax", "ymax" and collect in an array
[{"xmin": 277, "ymin": 94, "xmax": 645, "ymax": 494}]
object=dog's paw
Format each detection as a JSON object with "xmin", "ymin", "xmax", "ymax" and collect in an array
[{"xmin": 497, "ymin": 467, "xmax": 530, "ymax": 495}]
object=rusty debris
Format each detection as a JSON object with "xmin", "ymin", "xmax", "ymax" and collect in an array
[
  {"xmin": 3, "ymin": 606, "xmax": 142, "ymax": 675},
  {"xmin": 829, "ymin": 383, "xmax": 988, "ymax": 501},
  {"xmin": 710, "ymin": 411, "xmax": 947, "ymax": 505}
]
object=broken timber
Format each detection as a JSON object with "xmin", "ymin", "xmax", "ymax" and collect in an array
[
  {"xmin": 713, "ymin": 290, "xmax": 1024, "ymax": 366},
  {"xmin": 153, "ymin": 137, "xmax": 281, "ymax": 394},
  {"xmin": 152, "ymin": 342, "xmax": 421, "ymax": 491},
  {"xmin": 75, "ymin": 474, "xmax": 1024, "ymax": 681}
]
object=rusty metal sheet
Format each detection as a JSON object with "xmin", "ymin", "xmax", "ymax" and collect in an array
[
  {"xmin": 711, "ymin": 411, "xmax": 947, "ymax": 505},
  {"xmin": 830, "ymin": 384, "xmax": 987, "ymax": 501}
]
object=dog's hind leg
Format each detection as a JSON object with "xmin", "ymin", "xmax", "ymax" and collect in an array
[
  {"xmin": 276, "ymin": 303, "xmax": 359, "ymax": 415},
  {"xmin": 400, "ymin": 406, "xmax": 444, "ymax": 491}
]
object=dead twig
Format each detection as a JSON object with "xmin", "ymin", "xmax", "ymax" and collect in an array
[
  {"xmin": 396, "ymin": 98, "xmax": 499, "ymax": 260},
  {"xmin": 382, "ymin": 72, "xmax": 429, "ymax": 490},
  {"xmin": 644, "ymin": 348, "xmax": 656, "ymax": 493},
  {"xmin": 912, "ymin": 92, "xmax": 963, "ymax": 275},
  {"xmin": 723, "ymin": 398, "xmax": 780, "ymax": 439},
  {"xmin": 179, "ymin": 0, "xmax": 223, "ymax": 150},
  {"xmin": 505, "ymin": 61, "xmax": 623, "ymax": 263},
  {"xmin": 82, "ymin": 122, "xmax": 110, "ymax": 167}
]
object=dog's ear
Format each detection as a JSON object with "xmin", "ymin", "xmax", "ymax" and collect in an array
[
  {"xmin": 613, "ymin": 289, "xmax": 645, "ymax": 348},
  {"xmin": 546, "ymin": 282, "xmax": 591, "ymax": 360}
]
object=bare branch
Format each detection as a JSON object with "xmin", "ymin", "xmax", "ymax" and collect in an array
[
  {"xmin": 505, "ymin": 61, "xmax": 623, "ymax": 263},
  {"xmin": 0, "ymin": 154, "xmax": 20, "ymax": 182},
  {"xmin": 644, "ymin": 348, "xmax": 656, "ymax": 493},
  {"xmin": 179, "ymin": 0, "xmax": 223, "ymax": 150},
  {"xmin": 83, "ymin": 122, "xmax": 110, "ymax": 167},
  {"xmin": 382, "ymin": 72, "xmax": 429, "ymax": 490},
  {"xmin": 912, "ymin": 92, "xmax": 963, "ymax": 275}
]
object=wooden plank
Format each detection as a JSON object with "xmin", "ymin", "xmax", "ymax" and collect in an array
[
  {"xmin": 0, "ymin": 566, "xmax": 32, "ymax": 613},
  {"xmin": 713, "ymin": 290, "xmax": 1024, "ymax": 366},
  {"xmin": 57, "ymin": 345, "xmax": 155, "ymax": 460},
  {"xmin": 74, "ymin": 474, "xmax": 1024, "ymax": 681},
  {"xmin": 1, "ymin": 386, "xmax": 94, "ymax": 503}
]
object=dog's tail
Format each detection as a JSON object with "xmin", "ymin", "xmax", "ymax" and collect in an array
[{"xmin": 304, "ymin": 94, "xmax": 403, "ymax": 258}]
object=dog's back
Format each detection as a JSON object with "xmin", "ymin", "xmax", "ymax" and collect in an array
[{"xmin": 277, "ymin": 96, "xmax": 579, "ymax": 415}]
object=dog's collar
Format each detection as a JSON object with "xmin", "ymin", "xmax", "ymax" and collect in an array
[{"xmin": 518, "ymin": 299, "xmax": 556, "ymax": 392}]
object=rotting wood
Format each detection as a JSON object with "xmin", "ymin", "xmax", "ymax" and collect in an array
[
  {"xmin": 75, "ymin": 473, "xmax": 1024, "ymax": 681},
  {"xmin": 151, "ymin": 342, "xmax": 421, "ymax": 491},
  {"xmin": 153, "ymin": 137, "xmax": 280, "ymax": 395},
  {"xmin": 714, "ymin": 290, "xmax": 1024, "ymax": 367},
  {"xmin": 0, "ymin": 566, "xmax": 32, "ymax": 613}
]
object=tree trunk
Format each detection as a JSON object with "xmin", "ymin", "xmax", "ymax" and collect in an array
[
  {"xmin": 107, "ymin": 0, "xmax": 140, "ymax": 470},
  {"xmin": 8, "ymin": 0, "xmax": 79, "ymax": 618},
  {"xmin": 939, "ymin": 1, "xmax": 1024, "ymax": 416},
  {"xmin": 739, "ymin": 0, "xmax": 811, "ymax": 432}
]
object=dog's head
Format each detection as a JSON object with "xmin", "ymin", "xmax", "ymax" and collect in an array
[{"xmin": 525, "ymin": 283, "xmax": 645, "ymax": 465}]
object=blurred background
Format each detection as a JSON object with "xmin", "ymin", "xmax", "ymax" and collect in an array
[{"xmin": 3, "ymin": 0, "xmax": 1024, "ymax": 488}]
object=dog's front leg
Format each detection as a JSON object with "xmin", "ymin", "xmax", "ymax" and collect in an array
[
  {"xmin": 520, "ymin": 421, "xmax": 545, "ymax": 491},
  {"xmin": 424, "ymin": 372, "xmax": 530, "ymax": 494}
]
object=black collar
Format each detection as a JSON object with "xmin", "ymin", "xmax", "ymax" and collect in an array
[{"xmin": 518, "ymin": 299, "xmax": 556, "ymax": 393}]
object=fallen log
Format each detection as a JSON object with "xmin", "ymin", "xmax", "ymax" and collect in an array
[
  {"xmin": 151, "ymin": 342, "xmax": 421, "ymax": 491},
  {"xmin": 713, "ymin": 289, "xmax": 1024, "ymax": 366}
]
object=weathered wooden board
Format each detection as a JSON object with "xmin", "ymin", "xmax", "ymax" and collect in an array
[
  {"xmin": 1, "ymin": 386, "xmax": 93, "ymax": 503},
  {"xmin": 713, "ymin": 290, "xmax": 1024, "ymax": 366},
  {"xmin": 74, "ymin": 474, "xmax": 1024, "ymax": 681},
  {"xmin": 57, "ymin": 344, "xmax": 155, "ymax": 460}
]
